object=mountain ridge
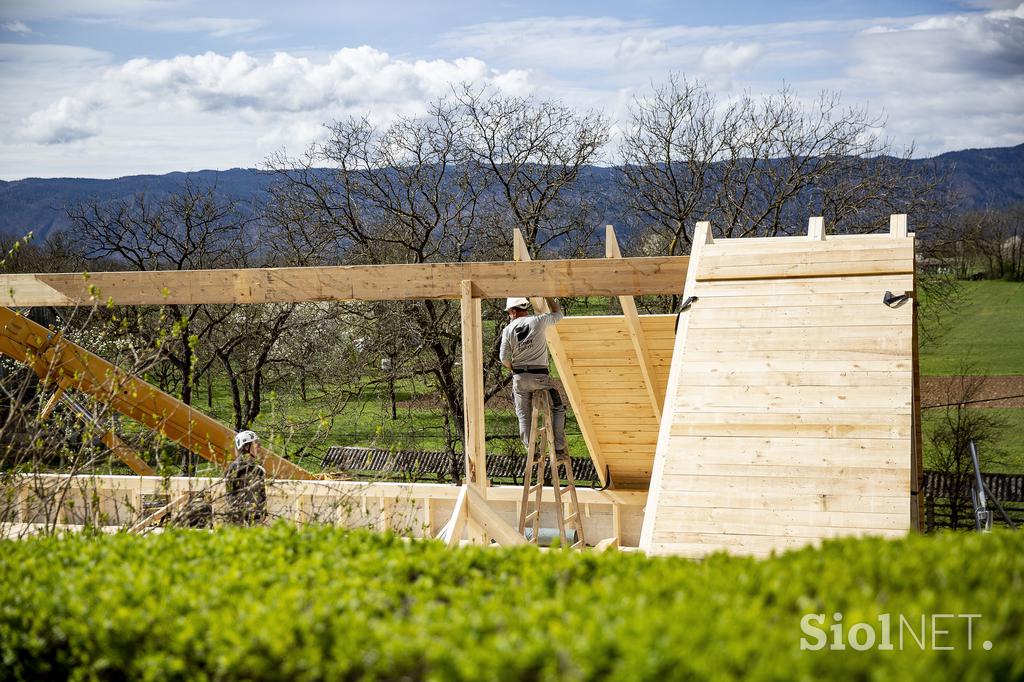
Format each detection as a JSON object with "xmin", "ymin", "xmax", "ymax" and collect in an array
[{"xmin": 1, "ymin": 144, "xmax": 1021, "ymax": 241}]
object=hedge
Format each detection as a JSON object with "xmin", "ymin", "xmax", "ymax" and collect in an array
[{"xmin": 1, "ymin": 526, "xmax": 1021, "ymax": 681}]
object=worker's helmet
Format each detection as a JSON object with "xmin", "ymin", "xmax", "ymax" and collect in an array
[
  {"xmin": 234, "ymin": 430, "xmax": 258, "ymax": 451},
  {"xmin": 505, "ymin": 297, "xmax": 530, "ymax": 311}
]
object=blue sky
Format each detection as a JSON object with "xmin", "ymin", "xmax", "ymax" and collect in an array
[{"xmin": 1, "ymin": 0, "xmax": 1021, "ymax": 179}]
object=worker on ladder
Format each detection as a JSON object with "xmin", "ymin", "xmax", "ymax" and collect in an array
[{"xmin": 499, "ymin": 296, "xmax": 568, "ymax": 460}]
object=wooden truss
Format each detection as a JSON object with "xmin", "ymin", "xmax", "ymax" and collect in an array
[{"xmin": 0, "ymin": 216, "xmax": 923, "ymax": 556}]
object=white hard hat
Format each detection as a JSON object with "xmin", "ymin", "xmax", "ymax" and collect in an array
[
  {"xmin": 505, "ymin": 297, "xmax": 530, "ymax": 311},
  {"xmin": 234, "ymin": 430, "xmax": 258, "ymax": 451}
]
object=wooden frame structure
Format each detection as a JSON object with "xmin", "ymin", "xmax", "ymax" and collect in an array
[{"xmin": 0, "ymin": 217, "xmax": 921, "ymax": 555}]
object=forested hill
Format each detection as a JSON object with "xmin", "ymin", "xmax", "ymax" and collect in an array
[{"xmin": 1, "ymin": 143, "xmax": 1021, "ymax": 241}]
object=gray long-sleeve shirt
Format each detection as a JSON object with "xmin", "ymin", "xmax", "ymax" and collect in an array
[{"xmin": 499, "ymin": 310, "xmax": 564, "ymax": 368}]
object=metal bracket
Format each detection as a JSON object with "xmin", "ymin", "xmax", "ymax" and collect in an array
[
  {"xmin": 674, "ymin": 296, "xmax": 699, "ymax": 333},
  {"xmin": 883, "ymin": 291, "xmax": 911, "ymax": 308}
]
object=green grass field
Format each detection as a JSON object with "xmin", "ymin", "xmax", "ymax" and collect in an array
[
  {"xmin": 919, "ymin": 280, "xmax": 1024, "ymax": 376},
  {"xmin": 919, "ymin": 280, "xmax": 1024, "ymax": 473}
]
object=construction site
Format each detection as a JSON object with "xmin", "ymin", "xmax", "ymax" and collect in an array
[{"xmin": 0, "ymin": 215, "xmax": 922, "ymax": 556}]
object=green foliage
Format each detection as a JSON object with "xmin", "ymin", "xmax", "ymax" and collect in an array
[{"xmin": 1, "ymin": 526, "xmax": 1021, "ymax": 681}]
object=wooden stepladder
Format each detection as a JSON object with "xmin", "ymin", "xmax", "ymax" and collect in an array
[{"xmin": 517, "ymin": 390, "xmax": 585, "ymax": 548}]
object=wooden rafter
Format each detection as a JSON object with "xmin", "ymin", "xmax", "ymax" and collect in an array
[
  {"xmin": 513, "ymin": 230, "xmax": 609, "ymax": 487},
  {"xmin": 0, "ymin": 257, "xmax": 689, "ymax": 307},
  {"xmin": 0, "ymin": 306, "xmax": 313, "ymax": 480},
  {"xmin": 605, "ymin": 225, "xmax": 663, "ymax": 420}
]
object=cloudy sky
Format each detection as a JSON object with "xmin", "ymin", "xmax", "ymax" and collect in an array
[{"xmin": 1, "ymin": 0, "xmax": 1022, "ymax": 179}]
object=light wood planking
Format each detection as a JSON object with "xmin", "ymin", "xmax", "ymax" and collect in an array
[
  {"xmin": 606, "ymin": 225, "xmax": 663, "ymax": 419},
  {"xmin": 641, "ymin": 218, "xmax": 916, "ymax": 557},
  {"xmin": 0, "ymin": 257, "xmax": 690, "ymax": 307},
  {"xmin": 552, "ymin": 313, "xmax": 677, "ymax": 488},
  {"xmin": 514, "ymin": 230, "xmax": 611, "ymax": 487}
]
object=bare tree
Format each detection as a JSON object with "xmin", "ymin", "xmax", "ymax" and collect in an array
[
  {"xmin": 264, "ymin": 92, "xmax": 607, "ymax": 452},
  {"xmin": 621, "ymin": 76, "xmax": 946, "ymax": 267},
  {"xmin": 66, "ymin": 183, "xmax": 251, "ymax": 407},
  {"xmin": 456, "ymin": 84, "xmax": 610, "ymax": 257},
  {"xmin": 926, "ymin": 367, "xmax": 1008, "ymax": 529}
]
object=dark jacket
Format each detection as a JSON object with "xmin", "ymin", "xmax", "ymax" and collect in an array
[{"xmin": 224, "ymin": 453, "xmax": 267, "ymax": 525}]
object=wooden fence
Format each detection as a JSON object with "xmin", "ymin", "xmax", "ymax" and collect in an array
[{"xmin": 922, "ymin": 470, "xmax": 1024, "ymax": 530}]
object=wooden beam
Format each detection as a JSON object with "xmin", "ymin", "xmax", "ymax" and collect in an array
[
  {"xmin": 100, "ymin": 430, "xmax": 156, "ymax": 477},
  {"xmin": 460, "ymin": 280, "xmax": 487, "ymax": 491},
  {"xmin": 513, "ymin": 230, "xmax": 609, "ymax": 487},
  {"xmin": 0, "ymin": 306, "xmax": 313, "ymax": 480},
  {"xmin": 466, "ymin": 485, "xmax": 527, "ymax": 546},
  {"xmin": 606, "ymin": 225, "xmax": 663, "ymax": 420},
  {"xmin": 438, "ymin": 484, "xmax": 469, "ymax": 548},
  {"xmin": 640, "ymin": 221, "xmax": 714, "ymax": 552},
  {"xmin": 910, "ymin": 225, "xmax": 924, "ymax": 531},
  {"xmin": 128, "ymin": 492, "xmax": 190, "ymax": 534},
  {"xmin": 39, "ymin": 383, "xmax": 67, "ymax": 420},
  {"xmin": 0, "ymin": 257, "xmax": 690, "ymax": 307}
]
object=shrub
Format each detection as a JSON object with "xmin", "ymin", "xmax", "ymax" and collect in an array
[{"xmin": 0, "ymin": 526, "xmax": 1021, "ymax": 681}]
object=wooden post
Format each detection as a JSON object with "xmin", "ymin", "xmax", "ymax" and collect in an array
[
  {"xmin": 606, "ymin": 225, "xmax": 663, "ymax": 419},
  {"xmin": 890, "ymin": 213, "xmax": 908, "ymax": 239},
  {"xmin": 808, "ymin": 216, "xmax": 825, "ymax": 240},
  {"xmin": 460, "ymin": 280, "xmax": 487, "ymax": 492},
  {"xmin": 906, "ymin": 215, "xmax": 924, "ymax": 531}
]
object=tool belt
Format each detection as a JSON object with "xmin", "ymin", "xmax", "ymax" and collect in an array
[{"xmin": 512, "ymin": 367, "xmax": 549, "ymax": 375}]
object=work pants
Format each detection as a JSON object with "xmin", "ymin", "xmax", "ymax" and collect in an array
[{"xmin": 511, "ymin": 373, "xmax": 567, "ymax": 452}]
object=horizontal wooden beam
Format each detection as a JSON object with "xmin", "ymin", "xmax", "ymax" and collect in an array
[{"xmin": 0, "ymin": 257, "xmax": 689, "ymax": 306}]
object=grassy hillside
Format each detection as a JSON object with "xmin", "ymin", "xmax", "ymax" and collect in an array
[
  {"xmin": 1, "ymin": 526, "xmax": 1021, "ymax": 681},
  {"xmin": 919, "ymin": 280, "xmax": 1024, "ymax": 376}
]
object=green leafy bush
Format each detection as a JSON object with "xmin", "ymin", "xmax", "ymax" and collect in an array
[{"xmin": 1, "ymin": 526, "xmax": 1021, "ymax": 681}]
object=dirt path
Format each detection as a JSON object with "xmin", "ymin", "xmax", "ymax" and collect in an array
[{"xmin": 921, "ymin": 375, "xmax": 1024, "ymax": 409}]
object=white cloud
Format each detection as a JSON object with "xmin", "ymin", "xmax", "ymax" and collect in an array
[
  {"xmin": 699, "ymin": 42, "xmax": 764, "ymax": 74},
  {"xmin": 615, "ymin": 36, "xmax": 667, "ymax": 63},
  {"xmin": 846, "ymin": 3, "xmax": 1024, "ymax": 152},
  {"xmin": 2, "ymin": 20, "xmax": 31, "ymax": 33},
  {"xmin": 15, "ymin": 46, "xmax": 534, "ymax": 150},
  {"xmin": 20, "ymin": 96, "xmax": 99, "ymax": 144}
]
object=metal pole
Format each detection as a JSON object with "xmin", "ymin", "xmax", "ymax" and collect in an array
[{"xmin": 969, "ymin": 440, "xmax": 992, "ymax": 533}]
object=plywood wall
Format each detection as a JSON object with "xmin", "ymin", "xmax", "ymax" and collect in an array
[{"xmin": 641, "ymin": 221, "xmax": 917, "ymax": 557}]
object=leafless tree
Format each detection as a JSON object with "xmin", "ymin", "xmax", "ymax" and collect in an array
[
  {"xmin": 65, "ymin": 183, "xmax": 251, "ymax": 408},
  {"xmin": 621, "ymin": 76, "xmax": 947, "ymax": 268},
  {"xmin": 926, "ymin": 366, "xmax": 1007, "ymax": 529},
  {"xmin": 456, "ymin": 84, "xmax": 610, "ymax": 257},
  {"xmin": 264, "ymin": 92, "xmax": 607, "ymax": 452}
]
